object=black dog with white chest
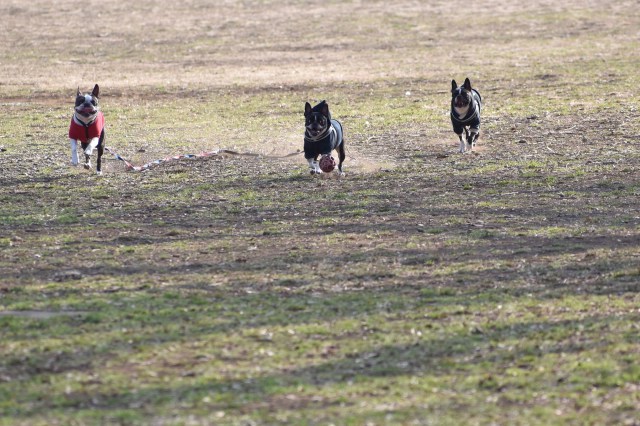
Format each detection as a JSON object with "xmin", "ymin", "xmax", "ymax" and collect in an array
[
  {"xmin": 450, "ymin": 78, "xmax": 482, "ymax": 153},
  {"xmin": 304, "ymin": 100, "xmax": 345, "ymax": 175},
  {"xmin": 69, "ymin": 84, "xmax": 106, "ymax": 174}
]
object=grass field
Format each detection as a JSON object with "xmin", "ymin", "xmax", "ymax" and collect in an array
[{"xmin": 1, "ymin": 0, "xmax": 639, "ymax": 425}]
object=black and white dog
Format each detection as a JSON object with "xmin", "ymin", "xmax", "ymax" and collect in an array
[
  {"xmin": 304, "ymin": 100, "xmax": 345, "ymax": 175},
  {"xmin": 69, "ymin": 84, "xmax": 106, "ymax": 174},
  {"xmin": 450, "ymin": 78, "xmax": 482, "ymax": 153}
]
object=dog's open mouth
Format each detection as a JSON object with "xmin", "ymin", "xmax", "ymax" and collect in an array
[
  {"xmin": 307, "ymin": 127, "xmax": 324, "ymax": 137},
  {"xmin": 454, "ymin": 97, "xmax": 469, "ymax": 108},
  {"xmin": 76, "ymin": 107, "xmax": 97, "ymax": 117}
]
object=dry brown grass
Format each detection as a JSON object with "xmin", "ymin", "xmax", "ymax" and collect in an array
[{"xmin": 1, "ymin": 0, "xmax": 638, "ymax": 92}]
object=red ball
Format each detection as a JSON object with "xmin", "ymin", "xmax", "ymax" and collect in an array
[{"xmin": 319, "ymin": 155, "xmax": 336, "ymax": 173}]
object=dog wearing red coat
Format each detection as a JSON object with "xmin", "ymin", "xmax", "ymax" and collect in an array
[{"xmin": 69, "ymin": 84, "xmax": 105, "ymax": 175}]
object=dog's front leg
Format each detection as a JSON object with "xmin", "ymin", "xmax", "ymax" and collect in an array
[
  {"xmin": 83, "ymin": 137, "xmax": 99, "ymax": 170},
  {"xmin": 307, "ymin": 157, "xmax": 321, "ymax": 174},
  {"xmin": 70, "ymin": 139, "xmax": 79, "ymax": 165},
  {"xmin": 457, "ymin": 133, "xmax": 465, "ymax": 153},
  {"xmin": 95, "ymin": 144, "xmax": 104, "ymax": 175},
  {"xmin": 96, "ymin": 129, "xmax": 105, "ymax": 175},
  {"xmin": 336, "ymin": 143, "xmax": 346, "ymax": 177},
  {"xmin": 85, "ymin": 137, "xmax": 99, "ymax": 157}
]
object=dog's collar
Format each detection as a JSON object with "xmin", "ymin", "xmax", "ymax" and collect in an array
[{"xmin": 304, "ymin": 125, "xmax": 335, "ymax": 143}]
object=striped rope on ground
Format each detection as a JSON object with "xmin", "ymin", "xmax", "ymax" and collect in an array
[{"xmin": 104, "ymin": 147, "xmax": 296, "ymax": 172}]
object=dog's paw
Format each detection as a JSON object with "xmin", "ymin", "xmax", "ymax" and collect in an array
[
  {"xmin": 96, "ymin": 170, "xmax": 103, "ymax": 176},
  {"xmin": 83, "ymin": 163, "xmax": 90, "ymax": 170}
]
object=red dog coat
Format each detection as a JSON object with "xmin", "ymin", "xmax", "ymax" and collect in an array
[{"xmin": 69, "ymin": 112, "xmax": 105, "ymax": 143}]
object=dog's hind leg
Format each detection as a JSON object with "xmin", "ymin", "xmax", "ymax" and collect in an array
[{"xmin": 336, "ymin": 142, "xmax": 346, "ymax": 176}]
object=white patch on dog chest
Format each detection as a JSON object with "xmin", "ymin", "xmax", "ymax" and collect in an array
[{"xmin": 454, "ymin": 105, "xmax": 469, "ymax": 117}]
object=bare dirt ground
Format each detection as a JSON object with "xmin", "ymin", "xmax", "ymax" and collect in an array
[{"xmin": 1, "ymin": 0, "xmax": 639, "ymax": 424}]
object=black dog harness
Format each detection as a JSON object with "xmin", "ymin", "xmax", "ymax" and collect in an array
[
  {"xmin": 451, "ymin": 89, "xmax": 482, "ymax": 134},
  {"xmin": 304, "ymin": 120, "xmax": 343, "ymax": 159}
]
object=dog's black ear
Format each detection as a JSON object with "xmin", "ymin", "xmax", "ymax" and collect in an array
[
  {"xmin": 91, "ymin": 84, "xmax": 100, "ymax": 98},
  {"xmin": 463, "ymin": 78, "xmax": 472, "ymax": 91},
  {"xmin": 76, "ymin": 87, "xmax": 81, "ymax": 97},
  {"xmin": 304, "ymin": 102, "xmax": 312, "ymax": 116},
  {"xmin": 451, "ymin": 80, "xmax": 457, "ymax": 91},
  {"xmin": 320, "ymin": 101, "xmax": 329, "ymax": 118}
]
